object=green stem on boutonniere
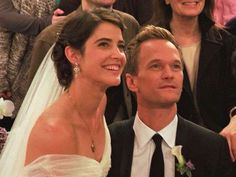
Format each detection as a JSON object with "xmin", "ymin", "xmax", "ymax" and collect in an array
[{"xmin": 171, "ymin": 145, "xmax": 195, "ymax": 177}]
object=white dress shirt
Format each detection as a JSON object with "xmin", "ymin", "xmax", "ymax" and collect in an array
[{"xmin": 131, "ymin": 114, "xmax": 178, "ymax": 177}]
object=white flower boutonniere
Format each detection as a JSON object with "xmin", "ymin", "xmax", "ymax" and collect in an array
[
  {"xmin": 171, "ymin": 145, "xmax": 195, "ymax": 177},
  {"xmin": 0, "ymin": 98, "xmax": 15, "ymax": 119}
]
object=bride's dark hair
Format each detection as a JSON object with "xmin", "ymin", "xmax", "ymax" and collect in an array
[{"xmin": 52, "ymin": 8, "xmax": 124, "ymax": 88}]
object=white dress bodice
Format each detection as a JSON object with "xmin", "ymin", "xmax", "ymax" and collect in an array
[{"xmin": 22, "ymin": 121, "xmax": 111, "ymax": 177}]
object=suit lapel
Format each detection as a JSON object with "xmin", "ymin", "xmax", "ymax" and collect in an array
[
  {"xmin": 175, "ymin": 116, "xmax": 189, "ymax": 148},
  {"xmin": 119, "ymin": 118, "xmax": 135, "ymax": 177},
  {"xmin": 175, "ymin": 117, "xmax": 191, "ymax": 177}
]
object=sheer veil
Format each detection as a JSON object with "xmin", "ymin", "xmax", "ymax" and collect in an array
[{"xmin": 0, "ymin": 45, "xmax": 64, "ymax": 177}]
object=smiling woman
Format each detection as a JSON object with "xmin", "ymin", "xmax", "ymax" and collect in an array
[{"xmin": 0, "ymin": 8, "xmax": 126, "ymax": 177}]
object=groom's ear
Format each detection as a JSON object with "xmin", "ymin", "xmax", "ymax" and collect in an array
[
  {"xmin": 64, "ymin": 46, "xmax": 82, "ymax": 65},
  {"xmin": 126, "ymin": 73, "xmax": 138, "ymax": 93}
]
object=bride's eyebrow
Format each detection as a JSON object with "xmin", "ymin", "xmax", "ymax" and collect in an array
[
  {"xmin": 94, "ymin": 38, "xmax": 125, "ymax": 46},
  {"xmin": 95, "ymin": 38, "xmax": 112, "ymax": 43}
]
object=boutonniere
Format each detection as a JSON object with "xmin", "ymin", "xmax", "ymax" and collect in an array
[
  {"xmin": 171, "ymin": 145, "xmax": 195, "ymax": 177},
  {"xmin": 0, "ymin": 97, "xmax": 15, "ymax": 119}
]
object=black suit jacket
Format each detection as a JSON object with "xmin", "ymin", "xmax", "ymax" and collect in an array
[{"xmin": 108, "ymin": 116, "xmax": 235, "ymax": 177}]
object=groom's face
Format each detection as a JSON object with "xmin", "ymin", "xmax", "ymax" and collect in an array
[{"xmin": 126, "ymin": 39, "xmax": 183, "ymax": 108}]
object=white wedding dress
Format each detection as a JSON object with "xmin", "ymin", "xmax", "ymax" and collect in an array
[
  {"xmin": 23, "ymin": 120, "xmax": 111, "ymax": 177},
  {"xmin": 0, "ymin": 45, "xmax": 111, "ymax": 177}
]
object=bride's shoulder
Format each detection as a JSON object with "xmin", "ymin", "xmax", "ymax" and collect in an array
[
  {"xmin": 32, "ymin": 107, "xmax": 70, "ymax": 136},
  {"xmin": 25, "ymin": 105, "xmax": 74, "ymax": 165},
  {"xmin": 36, "ymin": 97, "xmax": 70, "ymax": 128}
]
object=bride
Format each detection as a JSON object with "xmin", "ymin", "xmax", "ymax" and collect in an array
[{"xmin": 0, "ymin": 8, "xmax": 126, "ymax": 177}]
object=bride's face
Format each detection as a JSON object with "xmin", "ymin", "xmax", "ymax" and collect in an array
[{"xmin": 77, "ymin": 22, "xmax": 126, "ymax": 89}]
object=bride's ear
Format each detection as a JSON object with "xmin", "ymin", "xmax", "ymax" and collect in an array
[{"xmin": 64, "ymin": 46, "xmax": 81, "ymax": 65}]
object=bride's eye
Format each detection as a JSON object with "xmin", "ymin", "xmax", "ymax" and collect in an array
[{"xmin": 98, "ymin": 42, "xmax": 109, "ymax": 48}]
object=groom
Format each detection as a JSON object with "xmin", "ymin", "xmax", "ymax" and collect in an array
[{"xmin": 108, "ymin": 26, "xmax": 235, "ymax": 177}]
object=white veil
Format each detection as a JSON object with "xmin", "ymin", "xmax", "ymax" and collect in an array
[{"xmin": 0, "ymin": 45, "xmax": 64, "ymax": 177}]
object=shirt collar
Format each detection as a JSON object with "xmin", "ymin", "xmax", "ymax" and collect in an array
[{"xmin": 133, "ymin": 113, "xmax": 178, "ymax": 149}]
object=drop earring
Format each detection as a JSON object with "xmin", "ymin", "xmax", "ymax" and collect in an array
[{"xmin": 73, "ymin": 63, "xmax": 80, "ymax": 77}]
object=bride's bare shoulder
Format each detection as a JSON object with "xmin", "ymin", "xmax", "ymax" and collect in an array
[
  {"xmin": 25, "ymin": 100, "xmax": 74, "ymax": 165},
  {"xmin": 29, "ymin": 98, "xmax": 72, "ymax": 141},
  {"xmin": 35, "ymin": 95, "xmax": 71, "ymax": 129}
]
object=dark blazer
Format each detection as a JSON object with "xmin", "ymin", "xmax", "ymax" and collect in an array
[
  {"xmin": 225, "ymin": 16, "xmax": 236, "ymax": 36},
  {"xmin": 108, "ymin": 116, "xmax": 235, "ymax": 177},
  {"xmin": 178, "ymin": 17, "xmax": 236, "ymax": 132}
]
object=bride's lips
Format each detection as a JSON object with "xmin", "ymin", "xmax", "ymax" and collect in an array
[{"xmin": 103, "ymin": 64, "xmax": 121, "ymax": 71}]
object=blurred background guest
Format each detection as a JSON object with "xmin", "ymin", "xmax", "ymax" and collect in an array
[
  {"xmin": 0, "ymin": 0, "xmax": 60, "ymax": 35},
  {"xmin": 213, "ymin": 0, "xmax": 236, "ymax": 25},
  {"xmin": 0, "ymin": 0, "xmax": 58, "ymax": 130},
  {"xmin": 113, "ymin": 0, "xmax": 154, "ymax": 25}
]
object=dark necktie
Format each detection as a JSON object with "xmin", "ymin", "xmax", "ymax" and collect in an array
[{"xmin": 149, "ymin": 134, "xmax": 164, "ymax": 177}]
